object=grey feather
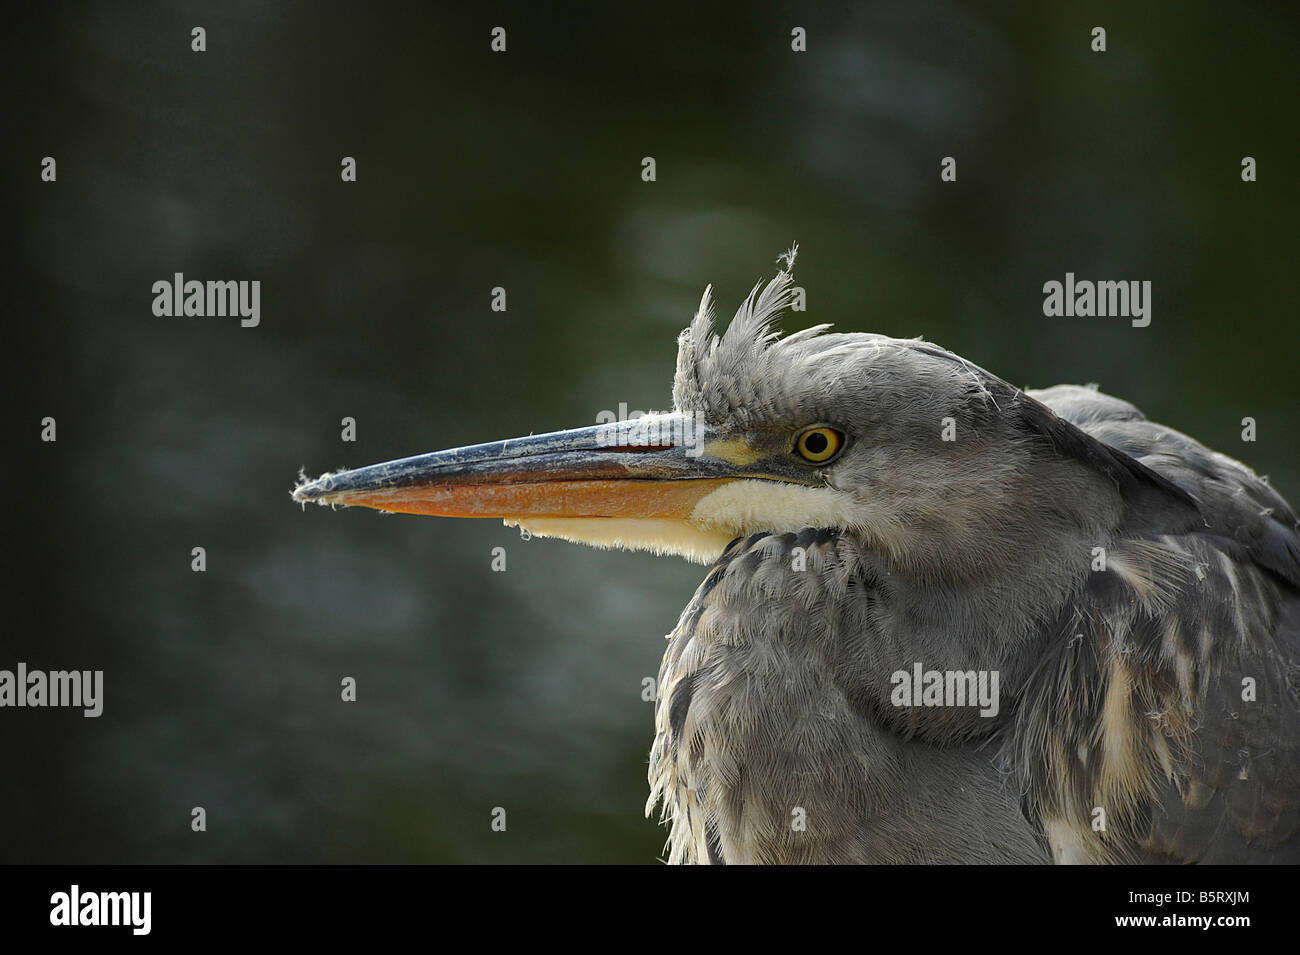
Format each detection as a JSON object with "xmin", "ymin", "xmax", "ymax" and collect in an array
[{"xmin": 649, "ymin": 268, "xmax": 1300, "ymax": 864}]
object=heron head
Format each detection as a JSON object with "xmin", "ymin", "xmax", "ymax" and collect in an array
[
  {"xmin": 660, "ymin": 267, "xmax": 1134, "ymax": 571},
  {"xmin": 294, "ymin": 260, "xmax": 1134, "ymax": 571}
]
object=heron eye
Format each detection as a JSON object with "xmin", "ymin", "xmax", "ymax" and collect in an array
[{"xmin": 794, "ymin": 426, "xmax": 843, "ymax": 464}]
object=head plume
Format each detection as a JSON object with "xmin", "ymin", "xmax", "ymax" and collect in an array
[{"xmin": 672, "ymin": 244, "xmax": 835, "ymax": 424}]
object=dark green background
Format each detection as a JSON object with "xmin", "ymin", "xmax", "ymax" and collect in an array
[{"xmin": 6, "ymin": 1, "xmax": 1297, "ymax": 862}]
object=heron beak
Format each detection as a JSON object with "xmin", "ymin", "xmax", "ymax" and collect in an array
[{"xmin": 292, "ymin": 413, "xmax": 753, "ymax": 521}]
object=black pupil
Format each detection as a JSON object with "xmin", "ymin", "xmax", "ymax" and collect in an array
[{"xmin": 804, "ymin": 432, "xmax": 829, "ymax": 455}]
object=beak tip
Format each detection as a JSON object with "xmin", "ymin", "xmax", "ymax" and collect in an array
[{"xmin": 292, "ymin": 471, "xmax": 337, "ymax": 504}]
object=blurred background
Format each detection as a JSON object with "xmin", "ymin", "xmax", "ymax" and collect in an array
[{"xmin": 5, "ymin": 1, "xmax": 1297, "ymax": 862}]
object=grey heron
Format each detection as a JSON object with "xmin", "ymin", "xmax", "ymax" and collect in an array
[{"xmin": 293, "ymin": 258, "xmax": 1300, "ymax": 864}]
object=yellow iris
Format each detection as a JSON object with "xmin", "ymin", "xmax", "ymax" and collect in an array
[{"xmin": 795, "ymin": 426, "xmax": 843, "ymax": 463}]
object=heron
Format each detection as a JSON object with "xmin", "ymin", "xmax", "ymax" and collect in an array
[{"xmin": 293, "ymin": 255, "xmax": 1300, "ymax": 864}]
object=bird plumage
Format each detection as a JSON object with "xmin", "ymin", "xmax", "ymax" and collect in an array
[
  {"xmin": 648, "ymin": 265, "xmax": 1300, "ymax": 863},
  {"xmin": 293, "ymin": 255, "xmax": 1300, "ymax": 865}
]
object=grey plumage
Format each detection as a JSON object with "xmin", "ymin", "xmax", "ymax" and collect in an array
[
  {"xmin": 294, "ymin": 257, "xmax": 1300, "ymax": 865},
  {"xmin": 648, "ymin": 265, "xmax": 1300, "ymax": 863}
]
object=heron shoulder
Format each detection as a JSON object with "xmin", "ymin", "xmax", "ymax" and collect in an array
[
  {"xmin": 1033, "ymin": 383, "xmax": 1300, "ymax": 591},
  {"xmin": 1012, "ymin": 384, "xmax": 1300, "ymax": 862}
]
